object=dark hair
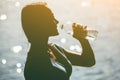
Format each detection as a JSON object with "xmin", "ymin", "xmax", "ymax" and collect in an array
[{"xmin": 21, "ymin": 2, "xmax": 54, "ymax": 41}]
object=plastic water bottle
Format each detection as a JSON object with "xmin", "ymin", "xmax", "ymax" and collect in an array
[{"xmin": 58, "ymin": 21, "xmax": 98, "ymax": 41}]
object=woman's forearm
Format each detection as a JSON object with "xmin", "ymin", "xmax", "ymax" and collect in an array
[{"xmin": 78, "ymin": 38, "xmax": 96, "ymax": 67}]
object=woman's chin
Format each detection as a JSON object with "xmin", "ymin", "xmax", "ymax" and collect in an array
[{"xmin": 50, "ymin": 32, "xmax": 59, "ymax": 36}]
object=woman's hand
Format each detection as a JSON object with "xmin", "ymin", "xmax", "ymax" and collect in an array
[{"xmin": 72, "ymin": 23, "xmax": 87, "ymax": 40}]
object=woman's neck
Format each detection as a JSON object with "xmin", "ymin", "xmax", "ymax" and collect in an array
[
  {"xmin": 30, "ymin": 38, "xmax": 49, "ymax": 50},
  {"xmin": 28, "ymin": 38, "xmax": 49, "ymax": 56}
]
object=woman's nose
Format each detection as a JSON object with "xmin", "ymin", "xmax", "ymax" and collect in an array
[{"xmin": 54, "ymin": 19, "xmax": 59, "ymax": 24}]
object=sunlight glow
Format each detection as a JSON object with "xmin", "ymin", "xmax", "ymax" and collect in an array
[{"xmin": 81, "ymin": 1, "xmax": 91, "ymax": 7}]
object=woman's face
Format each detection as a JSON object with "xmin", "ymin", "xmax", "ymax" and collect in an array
[
  {"xmin": 22, "ymin": 4, "xmax": 59, "ymax": 40},
  {"xmin": 48, "ymin": 16, "xmax": 59, "ymax": 36}
]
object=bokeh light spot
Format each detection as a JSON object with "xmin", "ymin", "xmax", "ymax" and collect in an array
[
  {"xmin": 15, "ymin": 2, "xmax": 20, "ymax": 7},
  {"xmin": 69, "ymin": 45, "xmax": 75, "ymax": 51},
  {"xmin": 0, "ymin": 14, "xmax": 7, "ymax": 20},
  {"xmin": 16, "ymin": 63, "xmax": 22, "ymax": 68},
  {"xmin": 16, "ymin": 68, "xmax": 22, "ymax": 73},
  {"xmin": 60, "ymin": 38, "xmax": 66, "ymax": 43},
  {"xmin": 75, "ymin": 45, "xmax": 82, "ymax": 52},
  {"xmin": 2, "ymin": 59, "xmax": 7, "ymax": 64},
  {"xmin": 12, "ymin": 45, "xmax": 22, "ymax": 53}
]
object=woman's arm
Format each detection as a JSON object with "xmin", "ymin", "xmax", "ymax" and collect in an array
[
  {"xmin": 63, "ymin": 23, "xmax": 96, "ymax": 67},
  {"xmin": 63, "ymin": 38, "xmax": 95, "ymax": 67}
]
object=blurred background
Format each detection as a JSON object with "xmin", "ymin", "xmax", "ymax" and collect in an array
[{"xmin": 0, "ymin": 0, "xmax": 120, "ymax": 80}]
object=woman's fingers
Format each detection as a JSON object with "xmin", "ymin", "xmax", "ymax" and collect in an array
[
  {"xmin": 83, "ymin": 25, "xmax": 87, "ymax": 29},
  {"xmin": 72, "ymin": 23, "xmax": 88, "ymax": 39}
]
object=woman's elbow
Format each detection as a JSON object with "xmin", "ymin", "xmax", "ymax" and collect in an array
[
  {"xmin": 87, "ymin": 60, "xmax": 96, "ymax": 67},
  {"xmin": 85, "ymin": 58, "xmax": 96, "ymax": 67},
  {"xmin": 72, "ymin": 58, "xmax": 96, "ymax": 67}
]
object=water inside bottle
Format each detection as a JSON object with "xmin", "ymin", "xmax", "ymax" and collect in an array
[
  {"xmin": 86, "ymin": 30, "xmax": 98, "ymax": 41},
  {"xmin": 58, "ymin": 21, "xmax": 98, "ymax": 41}
]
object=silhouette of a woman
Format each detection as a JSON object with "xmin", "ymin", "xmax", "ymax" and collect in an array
[{"xmin": 21, "ymin": 2, "xmax": 95, "ymax": 80}]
